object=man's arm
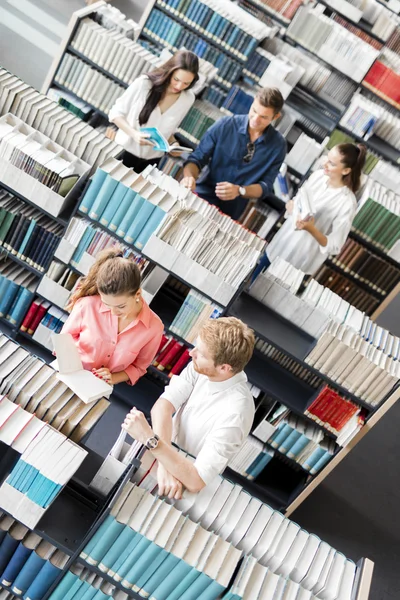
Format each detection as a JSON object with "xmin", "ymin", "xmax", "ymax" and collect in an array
[{"xmin": 215, "ymin": 182, "xmax": 264, "ymax": 201}]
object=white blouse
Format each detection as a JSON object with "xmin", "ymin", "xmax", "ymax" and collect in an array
[
  {"xmin": 267, "ymin": 170, "xmax": 357, "ymax": 275},
  {"xmin": 108, "ymin": 75, "xmax": 195, "ymax": 159}
]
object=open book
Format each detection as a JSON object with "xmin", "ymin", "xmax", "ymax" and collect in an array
[{"xmin": 140, "ymin": 127, "xmax": 193, "ymax": 153}]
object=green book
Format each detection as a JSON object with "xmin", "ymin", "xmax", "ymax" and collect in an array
[{"xmin": 0, "ymin": 212, "xmax": 16, "ymax": 244}]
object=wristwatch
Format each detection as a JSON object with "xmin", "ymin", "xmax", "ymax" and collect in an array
[
  {"xmin": 144, "ymin": 434, "xmax": 160, "ymax": 450},
  {"xmin": 238, "ymin": 186, "xmax": 246, "ymax": 196}
]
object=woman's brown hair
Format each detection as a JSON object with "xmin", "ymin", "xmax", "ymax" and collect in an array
[
  {"xmin": 67, "ymin": 247, "xmax": 141, "ymax": 311},
  {"xmin": 138, "ymin": 50, "xmax": 199, "ymax": 126},
  {"xmin": 336, "ymin": 143, "xmax": 367, "ymax": 193}
]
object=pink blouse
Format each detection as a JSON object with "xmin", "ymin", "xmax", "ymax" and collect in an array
[{"xmin": 61, "ymin": 295, "xmax": 164, "ymax": 385}]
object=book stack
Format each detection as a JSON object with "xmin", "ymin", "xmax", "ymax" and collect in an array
[
  {"xmin": 47, "ymin": 87, "xmax": 93, "ymax": 122},
  {"xmin": 0, "ymin": 423, "xmax": 87, "ymax": 527},
  {"xmin": 0, "ymin": 191, "xmax": 64, "ymax": 273},
  {"xmin": 305, "ymin": 320, "xmax": 400, "ymax": 408},
  {"xmin": 286, "ymin": 6, "xmax": 380, "ymax": 81},
  {"xmin": 79, "ymin": 484, "xmax": 242, "ymax": 598},
  {"xmin": 330, "ymin": 0, "xmax": 397, "ymax": 42},
  {"xmin": 363, "ymin": 49, "xmax": 400, "ymax": 109},
  {"xmin": 0, "ymin": 260, "xmax": 37, "ymax": 328},
  {"xmin": 201, "ymin": 84, "xmax": 227, "ymax": 108},
  {"xmin": 239, "ymin": 0, "xmax": 304, "ymax": 23},
  {"xmin": 21, "ymin": 301, "xmax": 67, "ymax": 343},
  {"xmin": 20, "ymin": 298, "xmax": 51, "ymax": 336},
  {"xmin": 48, "ymin": 563, "xmax": 127, "ymax": 600},
  {"xmin": 0, "ymin": 516, "xmax": 69, "ymax": 599},
  {"xmin": 332, "ymin": 15, "xmax": 384, "ymax": 49},
  {"xmin": 239, "ymin": 203, "xmax": 281, "ymax": 238},
  {"xmin": 152, "ymin": 334, "xmax": 191, "ymax": 377},
  {"xmin": 330, "ymin": 237, "xmax": 400, "ymax": 295},
  {"xmin": 304, "ymin": 386, "xmax": 365, "ymax": 445},
  {"xmin": 177, "ymin": 100, "xmax": 224, "ymax": 144},
  {"xmin": 156, "ymin": 0, "xmax": 275, "ymax": 61},
  {"xmin": 143, "ymin": 9, "xmax": 243, "ymax": 87},
  {"xmin": 0, "ymin": 333, "xmax": 110, "ymax": 442},
  {"xmin": 168, "ymin": 290, "xmax": 222, "ymax": 344},
  {"xmin": 54, "ymin": 54, "xmax": 125, "ymax": 116},
  {"xmin": 222, "ymin": 85, "xmax": 254, "ymax": 115},
  {"xmin": 36, "ymin": 261, "xmax": 81, "ymax": 311},
  {"xmin": 340, "ymin": 93, "xmax": 400, "ymax": 148},
  {"xmin": 0, "ymin": 68, "xmax": 122, "ymax": 170},
  {"xmin": 285, "ymin": 134, "xmax": 327, "ymax": 175}
]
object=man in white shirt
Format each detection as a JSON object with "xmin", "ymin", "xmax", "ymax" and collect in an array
[{"xmin": 123, "ymin": 317, "xmax": 255, "ymax": 499}]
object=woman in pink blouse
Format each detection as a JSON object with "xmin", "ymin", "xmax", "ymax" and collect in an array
[{"xmin": 62, "ymin": 248, "xmax": 163, "ymax": 386}]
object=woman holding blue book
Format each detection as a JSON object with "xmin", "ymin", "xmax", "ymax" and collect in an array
[
  {"xmin": 62, "ymin": 247, "xmax": 163, "ymax": 386},
  {"xmin": 109, "ymin": 50, "xmax": 199, "ymax": 172}
]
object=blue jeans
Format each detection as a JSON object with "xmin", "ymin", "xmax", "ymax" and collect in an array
[{"xmin": 250, "ymin": 253, "xmax": 271, "ymax": 284}]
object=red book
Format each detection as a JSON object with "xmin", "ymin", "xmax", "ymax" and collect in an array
[
  {"xmin": 27, "ymin": 304, "xmax": 49, "ymax": 335},
  {"xmin": 20, "ymin": 298, "xmax": 42, "ymax": 332},
  {"xmin": 153, "ymin": 335, "xmax": 169, "ymax": 366},
  {"xmin": 153, "ymin": 338, "xmax": 175, "ymax": 366},
  {"xmin": 169, "ymin": 348, "xmax": 191, "ymax": 377},
  {"xmin": 333, "ymin": 402, "xmax": 359, "ymax": 432},
  {"xmin": 306, "ymin": 387, "xmax": 329, "ymax": 415},
  {"xmin": 308, "ymin": 387, "xmax": 331, "ymax": 422},
  {"xmin": 157, "ymin": 341, "xmax": 184, "ymax": 372},
  {"xmin": 319, "ymin": 392, "xmax": 342, "ymax": 426}
]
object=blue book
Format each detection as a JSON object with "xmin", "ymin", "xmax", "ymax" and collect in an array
[
  {"xmin": 5, "ymin": 285, "xmax": 24, "ymax": 322},
  {"xmin": 287, "ymin": 434, "xmax": 312, "ymax": 460},
  {"xmin": 302, "ymin": 447, "xmax": 326, "ymax": 472},
  {"xmin": 24, "ymin": 560, "xmax": 62, "ymax": 600},
  {"xmin": 47, "ymin": 571, "xmax": 78, "ymax": 600},
  {"xmin": 12, "ymin": 552, "xmax": 46, "ymax": 595},
  {"xmin": 71, "ymin": 228, "xmax": 96, "ymax": 264},
  {"xmin": 116, "ymin": 194, "xmax": 145, "ymax": 239},
  {"xmin": 92, "ymin": 591, "xmax": 110, "ymax": 600},
  {"xmin": 123, "ymin": 199, "xmax": 155, "ymax": 244},
  {"xmin": 140, "ymin": 553, "xmax": 180, "ymax": 598},
  {"xmin": 267, "ymin": 421, "xmax": 285, "ymax": 446},
  {"xmin": 108, "ymin": 188, "xmax": 137, "ymax": 232},
  {"xmin": 99, "ymin": 181, "xmax": 131, "ymax": 227},
  {"xmin": 126, "ymin": 542, "xmax": 164, "ymax": 592},
  {"xmin": 134, "ymin": 205, "xmax": 166, "ymax": 250},
  {"xmin": 269, "ymin": 423, "xmax": 292, "ymax": 449},
  {"xmin": 165, "ymin": 568, "xmax": 203, "ymax": 600},
  {"xmin": 80, "ymin": 166, "xmax": 113, "ymax": 215},
  {"xmin": 17, "ymin": 219, "xmax": 36, "ymax": 259},
  {"xmin": 247, "ymin": 451, "xmax": 274, "ymax": 480},
  {"xmin": 0, "ymin": 534, "xmax": 20, "ymax": 576},
  {"xmin": 107, "ymin": 533, "xmax": 140, "ymax": 578},
  {"xmin": 1, "ymin": 543, "xmax": 33, "ymax": 587},
  {"xmin": 0, "ymin": 280, "xmax": 18, "ymax": 318},
  {"xmin": 62, "ymin": 579, "xmax": 90, "ymax": 600},
  {"xmin": 133, "ymin": 547, "xmax": 170, "ymax": 592},
  {"xmin": 8, "ymin": 287, "xmax": 34, "ymax": 326},
  {"xmin": 98, "ymin": 526, "xmax": 138, "ymax": 573},
  {"xmin": 85, "ymin": 519, "xmax": 126, "ymax": 566},
  {"xmin": 79, "ymin": 585, "xmax": 99, "ymax": 600},
  {"xmin": 196, "ymin": 578, "xmax": 226, "ymax": 600},
  {"xmin": 119, "ymin": 537, "xmax": 153, "ymax": 588},
  {"xmin": 80, "ymin": 515, "xmax": 114, "ymax": 560},
  {"xmin": 113, "ymin": 533, "xmax": 146, "ymax": 582},
  {"xmin": 310, "ymin": 451, "xmax": 333, "ymax": 475},
  {"xmin": 88, "ymin": 175, "xmax": 121, "ymax": 221},
  {"xmin": 278, "ymin": 430, "xmax": 303, "ymax": 455},
  {"xmin": 152, "ymin": 559, "xmax": 192, "ymax": 600}
]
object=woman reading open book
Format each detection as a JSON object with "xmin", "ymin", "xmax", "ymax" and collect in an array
[
  {"xmin": 109, "ymin": 50, "xmax": 199, "ymax": 172},
  {"xmin": 61, "ymin": 248, "xmax": 163, "ymax": 386}
]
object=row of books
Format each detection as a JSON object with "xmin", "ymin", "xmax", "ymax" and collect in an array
[
  {"xmin": 363, "ymin": 49, "xmax": 400, "ymax": 108},
  {"xmin": 0, "ymin": 192, "xmax": 63, "ymax": 272},
  {"xmin": 305, "ymin": 321, "xmax": 400, "ymax": 407},
  {"xmin": 0, "ymin": 69, "xmax": 121, "ymax": 171},
  {"xmin": 0, "ymin": 516, "xmax": 69, "ymax": 599},
  {"xmin": 201, "ymin": 84, "xmax": 227, "ymax": 108},
  {"xmin": 0, "ymin": 422, "xmax": 87, "ymax": 528},
  {"xmin": 168, "ymin": 290, "xmax": 222, "ymax": 344},
  {"xmin": 239, "ymin": 202, "xmax": 281, "ymax": 238},
  {"xmin": 285, "ymin": 133, "xmax": 326, "ymax": 176},
  {"xmin": 80, "ymin": 480, "xmax": 358, "ymax": 599},
  {"xmin": 36, "ymin": 261, "xmax": 81, "ymax": 312},
  {"xmin": 159, "ymin": 155, "xmax": 184, "ymax": 180},
  {"xmin": 228, "ymin": 435, "xmax": 275, "ymax": 480},
  {"xmin": 55, "ymin": 54, "xmax": 125, "ymax": 116},
  {"xmin": 48, "ymin": 87, "xmax": 93, "ymax": 122},
  {"xmin": 0, "ymin": 262, "xmax": 36, "ymax": 328},
  {"xmin": 329, "ymin": 237, "xmax": 400, "ymax": 295},
  {"xmin": 352, "ymin": 179, "xmax": 400, "ymax": 256},
  {"xmin": 332, "ymin": 14, "xmax": 383, "ymax": 49},
  {"xmin": 71, "ymin": 17, "xmax": 162, "ymax": 85},
  {"xmin": 152, "ymin": 335, "xmax": 191, "ymax": 377},
  {"xmin": 143, "ymin": 10, "xmax": 242, "ymax": 87},
  {"xmin": 0, "ymin": 334, "xmax": 109, "ymax": 443},
  {"xmin": 177, "ymin": 100, "xmax": 224, "ymax": 144},
  {"xmin": 155, "ymin": 0, "xmax": 268, "ymax": 60},
  {"xmin": 340, "ymin": 93, "xmax": 400, "ymax": 148},
  {"xmin": 239, "ymin": 0, "xmax": 302, "ymax": 23},
  {"xmin": 222, "ymin": 85, "xmax": 254, "ymax": 116},
  {"xmin": 48, "ymin": 565, "xmax": 128, "ymax": 600},
  {"xmin": 286, "ymin": 6, "xmax": 380, "ymax": 82},
  {"xmin": 20, "ymin": 300, "xmax": 64, "ymax": 337}
]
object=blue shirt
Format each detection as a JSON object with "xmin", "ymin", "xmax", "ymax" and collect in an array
[{"xmin": 186, "ymin": 114, "xmax": 287, "ymax": 219}]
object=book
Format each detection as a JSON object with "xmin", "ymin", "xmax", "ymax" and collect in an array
[{"xmin": 140, "ymin": 127, "xmax": 193, "ymax": 154}]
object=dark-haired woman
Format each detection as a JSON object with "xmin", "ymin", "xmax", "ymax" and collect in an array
[
  {"xmin": 62, "ymin": 248, "xmax": 163, "ymax": 386},
  {"xmin": 252, "ymin": 143, "xmax": 367, "ymax": 279},
  {"xmin": 109, "ymin": 50, "xmax": 199, "ymax": 171}
]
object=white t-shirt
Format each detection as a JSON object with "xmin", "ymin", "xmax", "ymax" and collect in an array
[
  {"xmin": 108, "ymin": 75, "xmax": 195, "ymax": 159},
  {"xmin": 162, "ymin": 361, "xmax": 255, "ymax": 486},
  {"xmin": 267, "ymin": 170, "xmax": 357, "ymax": 275}
]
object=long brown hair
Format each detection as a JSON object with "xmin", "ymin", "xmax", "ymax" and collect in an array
[
  {"xmin": 336, "ymin": 143, "xmax": 367, "ymax": 193},
  {"xmin": 139, "ymin": 50, "xmax": 199, "ymax": 126},
  {"xmin": 67, "ymin": 247, "xmax": 141, "ymax": 311}
]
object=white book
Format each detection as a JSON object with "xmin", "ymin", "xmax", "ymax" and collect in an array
[
  {"xmin": 301, "ymin": 541, "xmax": 332, "ymax": 590},
  {"xmin": 259, "ymin": 569, "xmax": 281, "ymax": 600},
  {"xmin": 199, "ymin": 478, "xmax": 233, "ymax": 530},
  {"xmin": 237, "ymin": 503, "xmax": 274, "ymax": 555},
  {"xmin": 218, "ymin": 489, "xmax": 252, "ymax": 540},
  {"xmin": 275, "ymin": 528, "xmax": 309, "ymax": 577},
  {"xmin": 228, "ymin": 496, "xmax": 263, "ymax": 547},
  {"xmin": 11, "ymin": 416, "xmax": 46, "ymax": 453},
  {"xmin": 336, "ymin": 560, "xmax": 356, "ymax": 600},
  {"xmin": 0, "ymin": 406, "xmax": 34, "ymax": 446},
  {"xmin": 254, "ymin": 511, "xmax": 285, "ymax": 563},
  {"xmin": 317, "ymin": 551, "xmax": 346, "ymax": 600},
  {"xmin": 266, "ymin": 521, "xmax": 300, "ymax": 572}
]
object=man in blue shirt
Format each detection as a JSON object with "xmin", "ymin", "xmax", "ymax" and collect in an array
[{"xmin": 181, "ymin": 87, "xmax": 287, "ymax": 220}]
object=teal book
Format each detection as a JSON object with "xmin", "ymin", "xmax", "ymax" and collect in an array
[
  {"xmin": 175, "ymin": 572, "xmax": 216, "ymax": 600},
  {"xmin": 163, "ymin": 567, "xmax": 202, "ymax": 600},
  {"xmin": 47, "ymin": 572, "xmax": 78, "ymax": 600},
  {"xmin": 17, "ymin": 219, "xmax": 36, "ymax": 259},
  {"xmin": 135, "ymin": 206, "xmax": 166, "ymax": 250},
  {"xmin": 133, "ymin": 547, "xmax": 169, "ymax": 592},
  {"xmin": 302, "ymin": 447, "xmax": 326, "ymax": 472},
  {"xmin": 92, "ymin": 591, "xmax": 110, "ymax": 600},
  {"xmin": 116, "ymin": 194, "xmax": 145, "ymax": 238},
  {"xmin": 108, "ymin": 189, "xmax": 137, "ymax": 232},
  {"xmin": 196, "ymin": 579, "xmax": 226, "ymax": 600},
  {"xmin": 0, "ymin": 280, "xmax": 18, "ymax": 318},
  {"xmin": 247, "ymin": 451, "xmax": 274, "ymax": 480},
  {"xmin": 123, "ymin": 541, "xmax": 163, "ymax": 590},
  {"xmin": 99, "ymin": 183, "xmax": 130, "ymax": 227},
  {"xmin": 85, "ymin": 519, "xmax": 126, "ymax": 566},
  {"xmin": 62, "ymin": 579, "xmax": 91, "ymax": 600},
  {"xmin": 139, "ymin": 553, "xmax": 180, "ymax": 598},
  {"xmin": 108, "ymin": 533, "xmax": 141, "ymax": 578},
  {"xmin": 88, "ymin": 175, "xmax": 120, "ymax": 221},
  {"xmin": 310, "ymin": 451, "xmax": 332, "ymax": 475},
  {"xmin": 278, "ymin": 430, "xmax": 302, "ymax": 455},
  {"xmin": 8, "ymin": 287, "xmax": 34, "ymax": 326},
  {"xmin": 81, "ymin": 515, "xmax": 115, "ymax": 560},
  {"xmin": 98, "ymin": 526, "xmax": 138, "ymax": 573},
  {"xmin": 121, "ymin": 197, "xmax": 153, "ymax": 242},
  {"xmin": 120, "ymin": 537, "xmax": 153, "ymax": 588},
  {"xmin": 113, "ymin": 533, "xmax": 146, "ymax": 582},
  {"xmin": 152, "ymin": 560, "xmax": 192, "ymax": 600},
  {"xmin": 287, "ymin": 434, "xmax": 312, "ymax": 459},
  {"xmin": 80, "ymin": 585, "xmax": 99, "ymax": 600},
  {"xmin": 80, "ymin": 169, "xmax": 109, "ymax": 214},
  {"xmin": 5, "ymin": 286, "xmax": 24, "ymax": 322},
  {"xmin": 24, "ymin": 561, "xmax": 62, "ymax": 600},
  {"xmin": 269, "ymin": 423, "xmax": 292, "ymax": 449},
  {"xmin": 71, "ymin": 228, "xmax": 96, "ymax": 264},
  {"xmin": 265, "ymin": 421, "xmax": 285, "ymax": 446}
]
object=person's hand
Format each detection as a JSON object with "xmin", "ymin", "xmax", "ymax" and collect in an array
[
  {"xmin": 285, "ymin": 200, "xmax": 294, "ymax": 215},
  {"xmin": 131, "ymin": 130, "xmax": 155, "ymax": 147},
  {"xmin": 157, "ymin": 463, "xmax": 183, "ymax": 500},
  {"xmin": 92, "ymin": 367, "xmax": 114, "ymax": 385},
  {"xmin": 296, "ymin": 215, "xmax": 315, "ymax": 231},
  {"xmin": 122, "ymin": 407, "xmax": 154, "ymax": 445},
  {"xmin": 215, "ymin": 182, "xmax": 240, "ymax": 201},
  {"xmin": 181, "ymin": 176, "xmax": 196, "ymax": 191}
]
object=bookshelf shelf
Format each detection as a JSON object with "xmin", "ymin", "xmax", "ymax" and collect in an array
[
  {"xmin": 286, "ymin": 87, "xmax": 340, "ymax": 135},
  {"xmin": 349, "ymin": 230, "xmax": 400, "ymax": 267},
  {"xmin": 52, "ymin": 82, "xmax": 109, "ymax": 121},
  {"xmin": 337, "ymin": 124, "xmax": 400, "ymax": 166},
  {"xmin": 66, "ymin": 46, "xmax": 130, "ymax": 90},
  {"xmin": 325, "ymin": 258, "xmax": 386, "ymax": 299},
  {"xmin": 1, "ymin": 249, "xmax": 44, "ymax": 278},
  {"xmin": 76, "ymin": 558, "xmax": 143, "ymax": 600},
  {"xmin": 0, "ymin": 182, "xmax": 69, "ymax": 226},
  {"xmin": 317, "ymin": 0, "xmax": 388, "ymax": 45},
  {"xmin": 238, "ymin": 0, "xmax": 291, "ymax": 27},
  {"xmin": 35, "ymin": 291, "xmax": 68, "ymax": 313}
]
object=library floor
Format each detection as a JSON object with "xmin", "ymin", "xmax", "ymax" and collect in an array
[{"xmin": 1, "ymin": 0, "xmax": 400, "ymax": 597}]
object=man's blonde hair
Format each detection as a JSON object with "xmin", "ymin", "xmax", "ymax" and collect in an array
[{"xmin": 199, "ymin": 317, "xmax": 255, "ymax": 374}]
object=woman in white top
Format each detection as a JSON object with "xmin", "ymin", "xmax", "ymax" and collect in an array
[
  {"xmin": 109, "ymin": 50, "xmax": 198, "ymax": 171},
  {"xmin": 252, "ymin": 143, "xmax": 367, "ymax": 279}
]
